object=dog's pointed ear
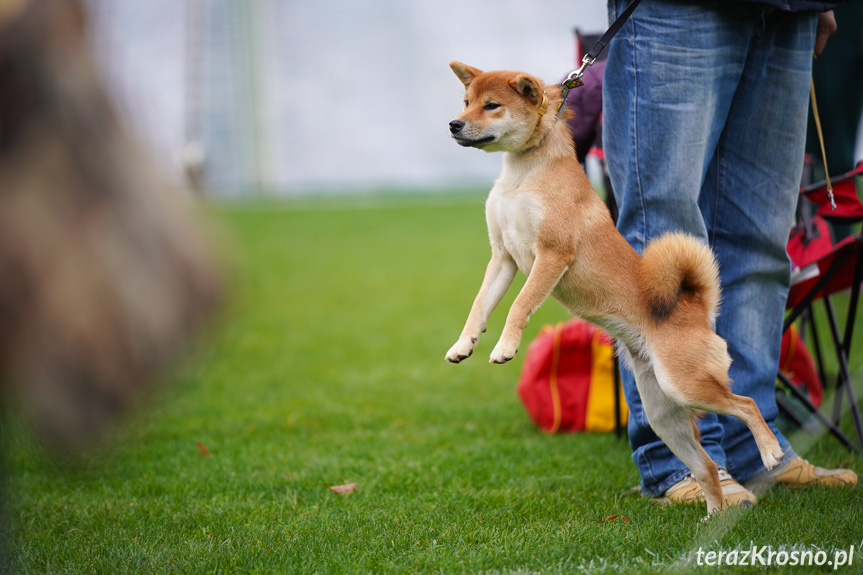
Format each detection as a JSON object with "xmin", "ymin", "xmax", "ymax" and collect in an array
[
  {"xmin": 450, "ymin": 61, "xmax": 482, "ymax": 88},
  {"xmin": 509, "ymin": 74, "xmax": 542, "ymax": 106}
]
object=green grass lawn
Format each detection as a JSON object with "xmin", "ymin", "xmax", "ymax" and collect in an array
[{"xmin": 4, "ymin": 193, "xmax": 863, "ymax": 574}]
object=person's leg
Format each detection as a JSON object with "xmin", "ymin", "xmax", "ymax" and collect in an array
[
  {"xmin": 703, "ymin": 10, "xmax": 816, "ymax": 482},
  {"xmin": 603, "ymin": 0, "xmax": 755, "ymax": 496}
]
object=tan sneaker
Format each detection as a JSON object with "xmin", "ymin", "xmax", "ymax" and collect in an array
[
  {"xmin": 655, "ymin": 469, "xmax": 757, "ymax": 507},
  {"xmin": 745, "ymin": 456, "xmax": 857, "ymax": 492}
]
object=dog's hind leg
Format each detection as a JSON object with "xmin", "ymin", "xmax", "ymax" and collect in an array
[
  {"xmin": 648, "ymin": 330, "xmax": 784, "ymax": 473},
  {"xmin": 629, "ymin": 355, "xmax": 725, "ymax": 517},
  {"xmin": 682, "ymin": 374, "xmax": 783, "ymax": 472},
  {"xmin": 657, "ymin": 408, "xmax": 725, "ymax": 517},
  {"xmin": 651, "ymin": 335, "xmax": 784, "ymax": 472}
]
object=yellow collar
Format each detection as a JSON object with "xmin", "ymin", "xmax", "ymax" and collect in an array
[{"xmin": 537, "ymin": 91, "xmax": 549, "ymax": 116}]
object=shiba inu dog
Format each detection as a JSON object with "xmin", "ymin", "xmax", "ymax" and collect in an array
[{"xmin": 444, "ymin": 61, "xmax": 783, "ymax": 517}]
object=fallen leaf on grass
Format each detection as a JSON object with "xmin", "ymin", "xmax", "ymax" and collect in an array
[
  {"xmin": 195, "ymin": 441, "xmax": 210, "ymax": 456},
  {"xmin": 329, "ymin": 483, "xmax": 359, "ymax": 495},
  {"xmin": 598, "ymin": 514, "xmax": 629, "ymax": 524}
]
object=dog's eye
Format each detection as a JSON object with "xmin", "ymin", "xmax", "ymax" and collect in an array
[
  {"xmin": 484, "ymin": 103, "xmax": 501, "ymax": 111},
  {"xmin": 464, "ymin": 99, "xmax": 469, "ymax": 108}
]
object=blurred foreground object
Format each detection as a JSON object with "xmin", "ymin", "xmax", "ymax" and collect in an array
[{"xmin": 0, "ymin": 0, "xmax": 221, "ymax": 451}]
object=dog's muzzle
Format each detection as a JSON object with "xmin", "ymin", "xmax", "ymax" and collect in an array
[{"xmin": 449, "ymin": 119, "xmax": 494, "ymax": 147}]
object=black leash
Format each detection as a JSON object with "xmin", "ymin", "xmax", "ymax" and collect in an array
[
  {"xmin": 585, "ymin": 0, "xmax": 644, "ymax": 68},
  {"xmin": 555, "ymin": 0, "xmax": 643, "ymax": 117}
]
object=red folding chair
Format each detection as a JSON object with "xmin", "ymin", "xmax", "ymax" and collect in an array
[{"xmin": 782, "ymin": 161, "xmax": 863, "ymax": 451}]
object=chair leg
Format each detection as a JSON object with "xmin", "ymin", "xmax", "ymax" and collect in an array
[
  {"xmin": 783, "ymin": 242, "xmax": 863, "ymax": 451},
  {"xmin": 777, "ymin": 371, "xmax": 860, "ymax": 451},
  {"xmin": 823, "ymin": 298, "xmax": 846, "ymax": 422},
  {"xmin": 842, "ymin": 376, "xmax": 863, "ymax": 449},
  {"xmin": 841, "ymin": 253, "xmax": 863, "ymax": 444},
  {"xmin": 776, "ymin": 388, "xmax": 809, "ymax": 429},
  {"xmin": 805, "ymin": 306, "xmax": 830, "ymax": 389},
  {"xmin": 823, "ymin": 297, "xmax": 863, "ymax": 448}
]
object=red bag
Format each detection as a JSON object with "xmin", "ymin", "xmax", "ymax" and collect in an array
[{"xmin": 517, "ymin": 319, "xmax": 627, "ymax": 433}]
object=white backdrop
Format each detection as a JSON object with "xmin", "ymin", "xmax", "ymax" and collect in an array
[{"xmin": 86, "ymin": 0, "xmax": 609, "ymax": 195}]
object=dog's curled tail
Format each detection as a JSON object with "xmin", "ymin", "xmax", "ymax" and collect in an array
[{"xmin": 640, "ymin": 232, "xmax": 721, "ymax": 323}]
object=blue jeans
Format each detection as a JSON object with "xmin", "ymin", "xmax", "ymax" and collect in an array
[{"xmin": 602, "ymin": 0, "xmax": 817, "ymax": 496}]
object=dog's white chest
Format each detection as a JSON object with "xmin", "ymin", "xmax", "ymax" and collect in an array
[{"xmin": 487, "ymin": 191, "xmax": 542, "ymax": 274}]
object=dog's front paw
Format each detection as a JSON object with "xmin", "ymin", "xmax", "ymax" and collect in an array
[
  {"xmin": 489, "ymin": 341, "xmax": 518, "ymax": 364},
  {"xmin": 445, "ymin": 337, "xmax": 477, "ymax": 364}
]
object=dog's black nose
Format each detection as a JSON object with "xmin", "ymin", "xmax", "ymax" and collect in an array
[{"xmin": 449, "ymin": 120, "xmax": 465, "ymax": 134}]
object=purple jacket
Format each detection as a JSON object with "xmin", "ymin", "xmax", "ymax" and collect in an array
[{"xmin": 564, "ymin": 59, "xmax": 605, "ymax": 164}]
